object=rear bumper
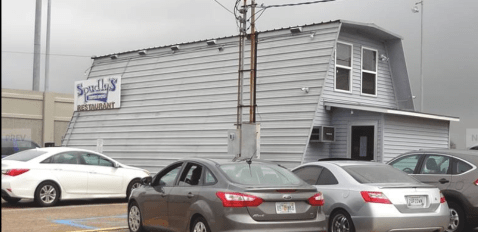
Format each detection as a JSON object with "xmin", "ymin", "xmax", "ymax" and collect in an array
[
  {"xmin": 212, "ymin": 212, "xmax": 327, "ymax": 232},
  {"xmin": 352, "ymin": 203, "xmax": 450, "ymax": 232},
  {"xmin": 1, "ymin": 175, "xmax": 36, "ymax": 199}
]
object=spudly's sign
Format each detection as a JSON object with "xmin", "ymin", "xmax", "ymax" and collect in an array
[{"xmin": 74, "ymin": 76, "xmax": 121, "ymax": 111}]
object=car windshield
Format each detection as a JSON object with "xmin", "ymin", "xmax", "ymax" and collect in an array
[
  {"xmin": 343, "ymin": 165, "xmax": 421, "ymax": 184},
  {"xmin": 219, "ymin": 163, "xmax": 302, "ymax": 186},
  {"xmin": 2, "ymin": 149, "xmax": 47, "ymax": 161}
]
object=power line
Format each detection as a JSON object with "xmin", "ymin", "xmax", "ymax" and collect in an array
[
  {"xmin": 259, "ymin": 0, "xmax": 336, "ymax": 9},
  {"xmin": 2, "ymin": 50, "xmax": 91, "ymax": 58},
  {"xmin": 212, "ymin": 0, "xmax": 235, "ymax": 15}
]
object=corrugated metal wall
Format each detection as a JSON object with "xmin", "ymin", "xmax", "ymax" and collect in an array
[
  {"xmin": 383, "ymin": 114, "xmax": 450, "ymax": 162},
  {"xmin": 322, "ymin": 29, "xmax": 397, "ymax": 108},
  {"xmin": 63, "ymin": 22, "xmax": 341, "ymax": 172}
]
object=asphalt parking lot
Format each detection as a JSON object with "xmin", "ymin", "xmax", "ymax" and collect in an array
[
  {"xmin": 1, "ymin": 198, "xmax": 129, "ymax": 232},
  {"xmin": 2, "ymin": 198, "xmax": 477, "ymax": 232}
]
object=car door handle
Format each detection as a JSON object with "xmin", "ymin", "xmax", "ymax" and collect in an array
[
  {"xmin": 187, "ymin": 192, "xmax": 194, "ymax": 199},
  {"xmin": 439, "ymin": 178, "xmax": 450, "ymax": 184}
]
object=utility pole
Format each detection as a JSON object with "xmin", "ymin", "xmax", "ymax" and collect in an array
[
  {"xmin": 45, "ymin": 0, "xmax": 52, "ymax": 92},
  {"xmin": 249, "ymin": 0, "xmax": 257, "ymax": 123},
  {"xmin": 32, "ymin": 0, "xmax": 42, "ymax": 91}
]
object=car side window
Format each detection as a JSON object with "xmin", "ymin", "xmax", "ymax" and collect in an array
[
  {"xmin": 153, "ymin": 163, "xmax": 183, "ymax": 187},
  {"xmin": 293, "ymin": 166, "xmax": 323, "ymax": 185},
  {"xmin": 80, "ymin": 153, "xmax": 113, "ymax": 167},
  {"xmin": 390, "ymin": 155, "xmax": 421, "ymax": 174},
  {"xmin": 49, "ymin": 152, "xmax": 78, "ymax": 164},
  {"xmin": 178, "ymin": 163, "xmax": 203, "ymax": 186},
  {"xmin": 204, "ymin": 169, "xmax": 217, "ymax": 185},
  {"xmin": 316, "ymin": 167, "xmax": 339, "ymax": 185},
  {"xmin": 420, "ymin": 155, "xmax": 450, "ymax": 174},
  {"xmin": 452, "ymin": 159, "xmax": 472, "ymax": 174}
]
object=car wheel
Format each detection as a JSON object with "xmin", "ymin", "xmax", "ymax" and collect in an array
[
  {"xmin": 191, "ymin": 217, "xmax": 211, "ymax": 232},
  {"xmin": 1, "ymin": 196, "xmax": 21, "ymax": 204},
  {"xmin": 128, "ymin": 202, "xmax": 145, "ymax": 232},
  {"xmin": 330, "ymin": 210, "xmax": 355, "ymax": 232},
  {"xmin": 447, "ymin": 201, "xmax": 466, "ymax": 232},
  {"xmin": 126, "ymin": 179, "xmax": 142, "ymax": 199},
  {"xmin": 34, "ymin": 181, "xmax": 60, "ymax": 207}
]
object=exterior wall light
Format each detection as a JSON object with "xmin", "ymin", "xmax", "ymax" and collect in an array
[
  {"xmin": 290, "ymin": 27, "xmax": 302, "ymax": 33},
  {"xmin": 138, "ymin": 50, "xmax": 147, "ymax": 55},
  {"xmin": 110, "ymin": 54, "xmax": 118, "ymax": 59},
  {"xmin": 171, "ymin": 45, "xmax": 180, "ymax": 51},
  {"xmin": 379, "ymin": 54, "xmax": 389, "ymax": 61},
  {"xmin": 207, "ymin": 40, "xmax": 217, "ymax": 45},
  {"xmin": 301, "ymin": 87, "xmax": 309, "ymax": 93}
]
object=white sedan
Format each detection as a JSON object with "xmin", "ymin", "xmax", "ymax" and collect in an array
[{"xmin": 1, "ymin": 147, "xmax": 150, "ymax": 206}]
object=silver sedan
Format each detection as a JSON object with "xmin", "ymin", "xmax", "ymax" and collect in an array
[{"xmin": 292, "ymin": 160, "xmax": 450, "ymax": 232}]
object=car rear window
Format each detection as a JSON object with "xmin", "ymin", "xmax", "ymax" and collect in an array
[
  {"xmin": 343, "ymin": 165, "xmax": 421, "ymax": 184},
  {"xmin": 2, "ymin": 149, "xmax": 47, "ymax": 161},
  {"xmin": 219, "ymin": 163, "xmax": 302, "ymax": 186}
]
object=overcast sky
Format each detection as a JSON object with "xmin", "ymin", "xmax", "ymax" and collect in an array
[{"xmin": 2, "ymin": 0, "xmax": 477, "ymax": 148}]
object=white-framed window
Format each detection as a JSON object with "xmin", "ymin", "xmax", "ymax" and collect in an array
[
  {"xmin": 361, "ymin": 47, "xmax": 378, "ymax": 96},
  {"xmin": 335, "ymin": 42, "xmax": 353, "ymax": 92}
]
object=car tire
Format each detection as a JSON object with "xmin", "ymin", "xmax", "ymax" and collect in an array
[
  {"xmin": 34, "ymin": 181, "xmax": 60, "ymax": 207},
  {"xmin": 128, "ymin": 202, "xmax": 146, "ymax": 232},
  {"xmin": 447, "ymin": 201, "xmax": 466, "ymax": 232},
  {"xmin": 329, "ymin": 210, "xmax": 355, "ymax": 232},
  {"xmin": 126, "ymin": 179, "xmax": 142, "ymax": 199},
  {"xmin": 191, "ymin": 216, "xmax": 211, "ymax": 232},
  {"xmin": 1, "ymin": 195, "xmax": 21, "ymax": 204}
]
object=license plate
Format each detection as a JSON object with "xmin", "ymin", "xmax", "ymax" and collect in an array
[
  {"xmin": 275, "ymin": 202, "xmax": 296, "ymax": 214},
  {"xmin": 407, "ymin": 196, "xmax": 426, "ymax": 208}
]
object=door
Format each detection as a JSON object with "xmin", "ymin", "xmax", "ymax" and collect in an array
[
  {"xmin": 416, "ymin": 155, "xmax": 452, "ymax": 190},
  {"xmin": 79, "ymin": 153, "xmax": 123, "ymax": 195},
  {"xmin": 41, "ymin": 151, "xmax": 88, "ymax": 194},
  {"xmin": 351, "ymin": 125, "xmax": 375, "ymax": 161},
  {"xmin": 168, "ymin": 162, "xmax": 203, "ymax": 232},
  {"xmin": 141, "ymin": 163, "xmax": 183, "ymax": 230}
]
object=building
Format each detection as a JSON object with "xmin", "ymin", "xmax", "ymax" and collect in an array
[
  {"xmin": 2, "ymin": 89, "xmax": 74, "ymax": 147},
  {"xmin": 63, "ymin": 20, "xmax": 458, "ymax": 172}
]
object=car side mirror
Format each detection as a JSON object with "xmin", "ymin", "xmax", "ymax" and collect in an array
[
  {"xmin": 141, "ymin": 176, "xmax": 152, "ymax": 186},
  {"xmin": 114, "ymin": 162, "xmax": 120, "ymax": 168}
]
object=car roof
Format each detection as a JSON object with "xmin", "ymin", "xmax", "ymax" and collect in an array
[
  {"xmin": 403, "ymin": 149, "xmax": 478, "ymax": 163},
  {"xmin": 176, "ymin": 157, "xmax": 281, "ymax": 166},
  {"xmin": 309, "ymin": 160, "xmax": 386, "ymax": 167}
]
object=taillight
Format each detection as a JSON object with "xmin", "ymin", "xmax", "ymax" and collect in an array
[
  {"xmin": 308, "ymin": 192, "xmax": 324, "ymax": 206},
  {"xmin": 440, "ymin": 192, "xmax": 446, "ymax": 204},
  {"xmin": 474, "ymin": 179, "xmax": 478, "ymax": 186},
  {"xmin": 216, "ymin": 192, "xmax": 263, "ymax": 207},
  {"xmin": 4, "ymin": 169, "xmax": 30, "ymax": 176},
  {"xmin": 361, "ymin": 191, "xmax": 392, "ymax": 204}
]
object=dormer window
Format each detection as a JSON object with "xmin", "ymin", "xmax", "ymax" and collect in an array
[
  {"xmin": 335, "ymin": 42, "xmax": 353, "ymax": 92},
  {"xmin": 361, "ymin": 47, "xmax": 378, "ymax": 96}
]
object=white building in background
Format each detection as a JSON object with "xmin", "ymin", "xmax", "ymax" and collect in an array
[{"xmin": 62, "ymin": 20, "xmax": 459, "ymax": 173}]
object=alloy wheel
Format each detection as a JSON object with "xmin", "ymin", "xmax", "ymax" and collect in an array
[
  {"xmin": 193, "ymin": 221, "xmax": 207, "ymax": 232},
  {"xmin": 447, "ymin": 208, "xmax": 459, "ymax": 232},
  {"xmin": 332, "ymin": 214, "xmax": 351, "ymax": 232},
  {"xmin": 39, "ymin": 185, "xmax": 56, "ymax": 204},
  {"xmin": 129, "ymin": 205, "xmax": 141, "ymax": 232}
]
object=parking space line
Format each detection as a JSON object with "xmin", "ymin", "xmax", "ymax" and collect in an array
[
  {"xmin": 53, "ymin": 214, "xmax": 127, "ymax": 231},
  {"xmin": 67, "ymin": 226, "xmax": 128, "ymax": 232},
  {"xmin": 54, "ymin": 219, "xmax": 99, "ymax": 230}
]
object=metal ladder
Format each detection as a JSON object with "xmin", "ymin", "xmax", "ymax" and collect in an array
[{"xmin": 61, "ymin": 111, "xmax": 79, "ymax": 147}]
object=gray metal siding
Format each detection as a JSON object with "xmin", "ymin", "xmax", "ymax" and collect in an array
[
  {"xmin": 330, "ymin": 108, "xmax": 383, "ymax": 162},
  {"xmin": 322, "ymin": 30, "xmax": 397, "ymax": 109},
  {"xmin": 63, "ymin": 22, "xmax": 340, "ymax": 172},
  {"xmin": 383, "ymin": 114, "xmax": 450, "ymax": 162}
]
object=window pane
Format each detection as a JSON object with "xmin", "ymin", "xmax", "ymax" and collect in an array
[
  {"xmin": 205, "ymin": 169, "xmax": 217, "ymax": 185},
  {"xmin": 316, "ymin": 168, "xmax": 339, "ymax": 185},
  {"xmin": 99, "ymin": 157, "xmax": 113, "ymax": 167},
  {"xmin": 362, "ymin": 49, "xmax": 376, "ymax": 72},
  {"xmin": 420, "ymin": 155, "xmax": 450, "ymax": 174},
  {"xmin": 337, "ymin": 43, "xmax": 352, "ymax": 67},
  {"xmin": 293, "ymin": 166, "xmax": 323, "ymax": 185},
  {"xmin": 362, "ymin": 72, "xmax": 376, "ymax": 95},
  {"xmin": 390, "ymin": 155, "xmax": 421, "ymax": 174},
  {"xmin": 220, "ymin": 163, "xmax": 302, "ymax": 186},
  {"xmin": 454, "ymin": 160, "xmax": 472, "ymax": 174},
  {"xmin": 344, "ymin": 165, "xmax": 421, "ymax": 184},
  {"xmin": 82, "ymin": 154, "xmax": 100, "ymax": 165},
  {"xmin": 179, "ymin": 164, "xmax": 203, "ymax": 186},
  {"xmin": 160, "ymin": 166, "xmax": 182, "ymax": 187},
  {"xmin": 52, "ymin": 153, "xmax": 77, "ymax": 164},
  {"xmin": 336, "ymin": 68, "xmax": 350, "ymax": 91}
]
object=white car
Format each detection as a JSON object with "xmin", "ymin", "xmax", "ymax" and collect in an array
[{"xmin": 1, "ymin": 147, "xmax": 150, "ymax": 206}]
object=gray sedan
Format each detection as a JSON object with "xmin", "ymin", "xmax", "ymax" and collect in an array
[
  {"xmin": 293, "ymin": 160, "xmax": 450, "ymax": 232},
  {"xmin": 128, "ymin": 158, "xmax": 327, "ymax": 232}
]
